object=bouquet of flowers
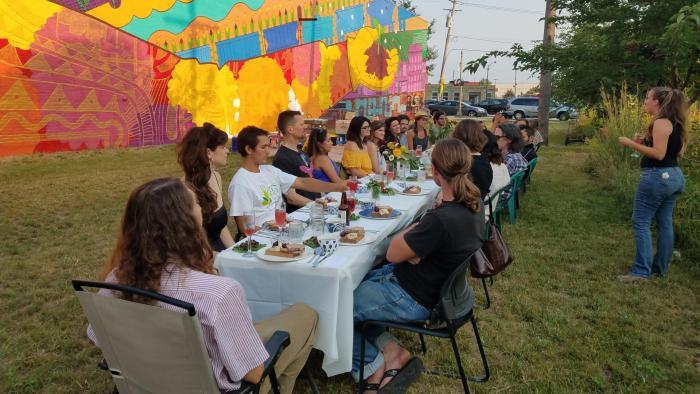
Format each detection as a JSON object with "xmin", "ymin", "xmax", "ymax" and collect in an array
[{"xmin": 382, "ymin": 142, "xmax": 409, "ymax": 165}]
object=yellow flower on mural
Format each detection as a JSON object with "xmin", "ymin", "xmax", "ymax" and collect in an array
[
  {"xmin": 235, "ymin": 57, "xmax": 290, "ymax": 132},
  {"xmin": 167, "ymin": 59, "xmax": 238, "ymax": 133},
  {"xmin": 0, "ymin": 0, "xmax": 61, "ymax": 50},
  {"xmin": 347, "ymin": 27, "xmax": 399, "ymax": 92}
]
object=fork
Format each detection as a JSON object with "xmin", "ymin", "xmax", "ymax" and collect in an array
[
  {"xmin": 312, "ymin": 249, "xmax": 333, "ymax": 269},
  {"xmin": 308, "ymin": 247, "xmax": 323, "ymax": 265}
]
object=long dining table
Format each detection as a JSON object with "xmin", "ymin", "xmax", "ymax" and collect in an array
[{"xmin": 215, "ymin": 179, "xmax": 440, "ymax": 376}]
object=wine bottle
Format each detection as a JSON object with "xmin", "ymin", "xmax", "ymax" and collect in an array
[{"xmin": 339, "ymin": 191, "xmax": 349, "ymax": 226}]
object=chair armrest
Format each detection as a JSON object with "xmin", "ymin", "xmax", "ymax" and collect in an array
[{"xmin": 261, "ymin": 331, "xmax": 291, "ymax": 380}]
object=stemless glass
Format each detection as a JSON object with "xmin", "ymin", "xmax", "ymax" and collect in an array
[
  {"xmin": 288, "ymin": 221, "xmax": 305, "ymax": 244},
  {"xmin": 242, "ymin": 211, "xmax": 256, "ymax": 257},
  {"xmin": 415, "ymin": 145, "xmax": 423, "ymax": 157},
  {"xmin": 348, "ymin": 176, "xmax": 359, "ymax": 193}
]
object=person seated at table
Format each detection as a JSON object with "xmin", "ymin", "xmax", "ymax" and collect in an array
[
  {"xmin": 453, "ymin": 119, "xmax": 493, "ymax": 198},
  {"xmin": 494, "ymin": 123, "xmax": 528, "ymax": 203},
  {"xmin": 397, "ymin": 114, "xmax": 410, "ymax": 146},
  {"xmin": 367, "ymin": 121, "xmax": 387, "ymax": 174},
  {"xmin": 342, "ymin": 116, "xmax": 374, "ymax": 177},
  {"xmin": 229, "ymin": 126, "xmax": 347, "ymax": 229},
  {"xmin": 351, "ymin": 139, "xmax": 484, "ymax": 392},
  {"xmin": 89, "ymin": 178, "xmax": 319, "ymax": 394},
  {"xmin": 520, "ymin": 126, "xmax": 538, "ymax": 162},
  {"xmin": 430, "ymin": 110, "xmax": 447, "ymax": 139},
  {"xmin": 384, "ymin": 116, "xmax": 401, "ymax": 145},
  {"xmin": 407, "ymin": 115, "xmax": 430, "ymax": 151},
  {"xmin": 177, "ymin": 123, "xmax": 234, "ymax": 252},
  {"xmin": 272, "ymin": 110, "xmax": 320, "ymax": 213},
  {"xmin": 305, "ymin": 127, "xmax": 342, "ymax": 183}
]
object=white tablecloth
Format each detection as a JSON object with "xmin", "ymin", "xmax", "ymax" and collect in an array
[{"xmin": 215, "ymin": 181, "xmax": 440, "ymax": 376}]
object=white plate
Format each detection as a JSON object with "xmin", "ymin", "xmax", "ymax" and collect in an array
[
  {"xmin": 256, "ymin": 245, "xmax": 315, "ymax": 262},
  {"xmin": 339, "ymin": 232, "xmax": 378, "ymax": 246},
  {"xmin": 398, "ymin": 188, "xmax": 431, "ymax": 196}
]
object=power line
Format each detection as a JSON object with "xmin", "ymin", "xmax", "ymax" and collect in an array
[
  {"xmin": 455, "ymin": 1, "xmax": 541, "ymax": 15},
  {"xmin": 451, "ymin": 35, "xmax": 538, "ymax": 45}
]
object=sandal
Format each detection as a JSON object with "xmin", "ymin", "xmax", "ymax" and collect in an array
[
  {"xmin": 378, "ymin": 357, "xmax": 424, "ymax": 393},
  {"xmin": 362, "ymin": 382, "xmax": 381, "ymax": 392}
]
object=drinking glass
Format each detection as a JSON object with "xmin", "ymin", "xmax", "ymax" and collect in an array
[
  {"xmin": 347, "ymin": 192, "xmax": 356, "ymax": 214},
  {"xmin": 288, "ymin": 221, "xmax": 305, "ymax": 244},
  {"xmin": 348, "ymin": 176, "xmax": 358, "ymax": 193},
  {"xmin": 386, "ymin": 169, "xmax": 394, "ymax": 184},
  {"xmin": 417, "ymin": 169, "xmax": 426, "ymax": 182},
  {"xmin": 416, "ymin": 145, "xmax": 423, "ymax": 157},
  {"xmin": 275, "ymin": 200, "xmax": 287, "ymax": 242},
  {"xmin": 242, "ymin": 211, "xmax": 256, "ymax": 257}
]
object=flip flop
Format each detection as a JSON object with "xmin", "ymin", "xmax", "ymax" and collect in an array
[
  {"xmin": 378, "ymin": 357, "xmax": 424, "ymax": 393},
  {"xmin": 362, "ymin": 382, "xmax": 381, "ymax": 393}
]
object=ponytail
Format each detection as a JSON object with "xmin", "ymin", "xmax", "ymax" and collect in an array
[{"xmin": 431, "ymin": 139, "xmax": 482, "ymax": 213}]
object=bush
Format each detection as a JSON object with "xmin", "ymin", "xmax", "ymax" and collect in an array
[{"xmin": 585, "ymin": 84, "xmax": 699, "ymax": 265}]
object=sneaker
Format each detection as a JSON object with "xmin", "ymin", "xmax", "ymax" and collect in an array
[{"xmin": 618, "ymin": 274, "xmax": 648, "ymax": 283}]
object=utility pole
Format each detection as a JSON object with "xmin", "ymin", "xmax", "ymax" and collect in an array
[
  {"xmin": 537, "ymin": 0, "xmax": 555, "ymax": 145},
  {"xmin": 437, "ymin": 0, "xmax": 459, "ymax": 99},
  {"xmin": 514, "ymin": 68, "xmax": 517, "ymax": 96},
  {"xmin": 458, "ymin": 50, "xmax": 464, "ymax": 113}
]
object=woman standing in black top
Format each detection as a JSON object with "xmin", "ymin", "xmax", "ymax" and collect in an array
[
  {"xmin": 178, "ymin": 123, "xmax": 234, "ymax": 252},
  {"xmin": 618, "ymin": 87, "xmax": 688, "ymax": 282},
  {"xmin": 452, "ymin": 119, "xmax": 493, "ymax": 198}
]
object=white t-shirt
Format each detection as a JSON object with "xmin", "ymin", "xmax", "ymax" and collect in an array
[
  {"xmin": 228, "ymin": 165, "xmax": 296, "ymax": 226},
  {"xmin": 488, "ymin": 162, "xmax": 511, "ymax": 201}
]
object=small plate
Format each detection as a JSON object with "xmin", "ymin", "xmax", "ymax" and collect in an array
[
  {"xmin": 398, "ymin": 188, "xmax": 431, "ymax": 196},
  {"xmin": 358, "ymin": 208, "xmax": 402, "ymax": 220},
  {"xmin": 339, "ymin": 232, "xmax": 378, "ymax": 246},
  {"xmin": 256, "ymin": 246, "xmax": 315, "ymax": 262}
]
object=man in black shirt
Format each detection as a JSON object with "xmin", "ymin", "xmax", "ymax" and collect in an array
[
  {"xmin": 520, "ymin": 126, "xmax": 538, "ymax": 162},
  {"xmin": 272, "ymin": 110, "xmax": 321, "ymax": 212},
  {"xmin": 350, "ymin": 139, "xmax": 484, "ymax": 391}
]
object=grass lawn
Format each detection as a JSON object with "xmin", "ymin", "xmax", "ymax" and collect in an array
[{"xmin": 1, "ymin": 123, "xmax": 698, "ymax": 393}]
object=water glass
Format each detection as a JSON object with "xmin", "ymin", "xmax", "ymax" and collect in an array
[
  {"xmin": 288, "ymin": 221, "xmax": 305, "ymax": 244},
  {"xmin": 417, "ymin": 169, "xmax": 426, "ymax": 182},
  {"xmin": 310, "ymin": 202, "xmax": 325, "ymax": 235}
]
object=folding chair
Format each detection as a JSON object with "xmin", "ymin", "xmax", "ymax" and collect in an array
[
  {"xmin": 507, "ymin": 170, "xmax": 526, "ymax": 224},
  {"xmin": 358, "ymin": 257, "xmax": 490, "ymax": 393},
  {"xmin": 73, "ymin": 280, "xmax": 290, "ymax": 394},
  {"xmin": 521, "ymin": 157, "xmax": 539, "ymax": 195}
]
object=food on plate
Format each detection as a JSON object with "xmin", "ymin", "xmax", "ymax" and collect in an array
[
  {"xmin": 314, "ymin": 196, "xmax": 337, "ymax": 208},
  {"xmin": 340, "ymin": 227, "xmax": 365, "ymax": 244},
  {"xmin": 303, "ymin": 236, "xmax": 320, "ymax": 249},
  {"xmin": 372, "ymin": 205, "xmax": 393, "ymax": 218},
  {"xmin": 233, "ymin": 239, "xmax": 264, "ymax": 253},
  {"xmin": 403, "ymin": 185, "xmax": 422, "ymax": 194},
  {"xmin": 265, "ymin": 243, "xmax": 305, "ymax": 258}
]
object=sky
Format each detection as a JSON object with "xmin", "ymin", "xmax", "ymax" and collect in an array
[{"xmin": 412, "ymin": 0, "xmax": 547, "ymax": 86}]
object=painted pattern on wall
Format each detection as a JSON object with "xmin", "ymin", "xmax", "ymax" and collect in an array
[{"xmin": 0, "ymin": 0, "xmax": 428, "ymax": 156}]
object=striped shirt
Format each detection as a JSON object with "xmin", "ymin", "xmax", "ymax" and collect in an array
[{"xmin": 87, "ymin": 267, "xmax": 268, "ymax": 391}]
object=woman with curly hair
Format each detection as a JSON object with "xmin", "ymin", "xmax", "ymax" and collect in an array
[
  {"xmin": 618, "ymin": 87, "xmax": 688, "ymax": 282},
  {"xmin": 90, "ymin": 178, "xmax": 318, "ymax": 393},
  {"xmin": 177, "ymin": 123, "xmax": 233, "ymax": 251}
]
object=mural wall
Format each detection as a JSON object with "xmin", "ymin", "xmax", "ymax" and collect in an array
[{"xmin": 0, "ymin": 0, "xmax": 428, "ymax": 156}]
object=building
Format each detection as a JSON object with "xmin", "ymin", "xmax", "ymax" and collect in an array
[{"xmin": 425, "ymin": 82, "xmax": 496, "ymax": 104}]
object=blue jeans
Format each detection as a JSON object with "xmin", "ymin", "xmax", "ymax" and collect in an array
[
  {"xmin": 629, "ymin": 167, "xmax": 685, "ymax": 277},
  {"xmin": 352, "ymin": 264, "xmax": 430, "ymax": 381}
]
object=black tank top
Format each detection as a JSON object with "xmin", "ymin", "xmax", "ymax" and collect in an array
[
  {"xmin": 204, "ymin": 205, "xmax": 228, "ymax": 252},
  {"xmin": 641, "ymin": 122, "xmax": 682, "ymax": 168}
]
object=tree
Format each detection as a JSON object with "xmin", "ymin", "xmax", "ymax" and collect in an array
[
  {"xmin": 503, "ymin": 89, "xmax": 516, "ymax": 99},
  {"xmin": 397, "ymin": 0, "xmax": 439, "ymax": 75},
  {"xmin": 525, "ymin": 86, "xmax": 539, "ymax": 96},
  {"xmin": 464, "ymin": 1, "xmax": 700, "ymax": 105}
]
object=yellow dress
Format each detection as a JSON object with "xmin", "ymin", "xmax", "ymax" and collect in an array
[{"xmin": 342, "ymin": 149, "xmax": 373, "ymax": 174}]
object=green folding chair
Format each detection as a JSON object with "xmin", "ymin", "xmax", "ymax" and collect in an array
[
  {"xmin": 521, "ymin": 157, "xmax": 539, "ymax": 196},
  {"xmin": 485, "ymin": 184, "xmax": 509, "ymax": 232},
  {"xmin": 506, "ymin": 170, "xmax": 526, "ymax": 224}
]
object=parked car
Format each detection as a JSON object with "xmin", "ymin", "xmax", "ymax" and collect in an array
[
  {"xmin": 424, "ymin": 99, "xmax": 439, "ymax": 111},
  {"xmin": 474, "ymin": 98, "xmax": 509, "ymax": 114},
  {"xmin": 427, "ymin": 100, "xmax": 488, "ymax": 117},
  {"xmin": 503, "ymin": 96, "xmax": 579, "ymax": 120}
]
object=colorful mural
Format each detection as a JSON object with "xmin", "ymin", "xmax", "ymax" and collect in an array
[{"xmin": 0, "ymin": 0, "xmax": 428, "ymax": 156}]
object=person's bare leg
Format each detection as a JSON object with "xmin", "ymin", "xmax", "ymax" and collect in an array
[{"xmin": 378, "ymin": 341, "xmax": 411, "ymax": 388}]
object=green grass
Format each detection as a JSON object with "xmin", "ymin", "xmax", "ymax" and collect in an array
[{"xmin": 1, "ymin": 124, "xmax": 699, "ymax": 393}]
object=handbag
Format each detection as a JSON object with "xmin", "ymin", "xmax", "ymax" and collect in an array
[{"xmin": 470, "ymin": 222, "xmax": 515, "ymax": 278}]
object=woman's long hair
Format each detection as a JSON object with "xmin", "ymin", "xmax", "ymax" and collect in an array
[
  {"xmin": 646, "ymin": 87, "xmax": 688, "ymax": 156},
  {"xmin": 347, "ymin": 116, "xmax": 370, "ymax": 149},
  {"xmin": 431, "ymin": 139, "xmax": 482, "ymax": 213},
  {"xmin": 304, "ymin": 128, "xmax": 328, "ymax": 158},
  {"xmin": 453, "ymin": 119, "xmax": 487, "ymax": 153},
  {"xmin": 384, "ymin": 116, "xmax": 399, "ymax": 144},
  {"xmin": 177, "ymin": 123, "xmax": 228, "ymax": 221},
  {"xmin": 101, "ymin": 178, "xmax": 214, "ymax": 304}
]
